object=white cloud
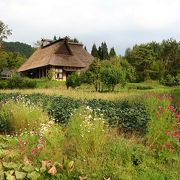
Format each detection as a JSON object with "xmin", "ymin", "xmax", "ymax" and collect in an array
[{"xmin": 1, "ymin": 0, "xmax": 180, "ymax": 53}]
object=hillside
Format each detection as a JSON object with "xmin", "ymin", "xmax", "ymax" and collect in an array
[{"xmin": 3, "ymin": 41, "xmax": 35, "ymax": 57}]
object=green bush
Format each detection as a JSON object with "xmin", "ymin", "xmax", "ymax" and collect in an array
[
  {"xmin": 161, "ymin": 74, "xmax": 180, "ymax": 86},
  {"xmin": 0, "ymin": 77, "xmax": 37, "ymax": 89},
  {"xmin": 171, "ymin": 88, "xmax": 180, "ymax": 107},
  {"xmin": 66, "ymin": 72, "xmax": 81, "ymax": 89},
  {"xmin": 100, "ymin": 61, "xmax": 126, "ymax": 91},
  {"xmin": 0, "ymin": 81, "xmax": 8, "ymax": 89}
]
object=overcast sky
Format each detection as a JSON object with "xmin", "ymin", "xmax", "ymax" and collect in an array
[{"xmin": 1, "ymin": 0, "xmax": 180, "ymax": 54}]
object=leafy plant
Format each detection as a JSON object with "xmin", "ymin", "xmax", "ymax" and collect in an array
[{"xmin": 66, "ymin": 72, "xmax": 81, "ymax": 89}]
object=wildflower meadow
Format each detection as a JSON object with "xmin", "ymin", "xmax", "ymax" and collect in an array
[{"xmin": 0, "ymin": 90, "xmax": 179, "ymax": 179}]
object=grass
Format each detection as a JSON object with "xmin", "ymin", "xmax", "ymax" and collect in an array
[
  {"xmin": 0, "ymin": 80, "xmax": 178, "ymax": 101},
  {"xmin": 0, "ymin": 100, "xmax": 49, "ymax": 133},
  {"xmin": 34, "ymin": 78, "xmax": 65, "ymax": 89}
]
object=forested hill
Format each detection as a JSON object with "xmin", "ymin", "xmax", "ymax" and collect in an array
[{"xmin": 3, "ymin": 41, "xmax": 34, "ymax": 57}]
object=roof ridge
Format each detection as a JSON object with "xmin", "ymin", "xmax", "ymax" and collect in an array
[
  {"xmin": 42, "ymin": 38, "xmax": 83, "ymax": 48},
  {"xmin": 68, "ymin": 42, "xmax": 83, "ymax": 46},
  {"xmin": 64, "ymin": 38, "xmax": 73, "ymax": 56}
]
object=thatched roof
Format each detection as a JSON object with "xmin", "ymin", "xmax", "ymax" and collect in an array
[{"xmin": 18, "ymin": 38, "xmax": 93, "ymax": 72}]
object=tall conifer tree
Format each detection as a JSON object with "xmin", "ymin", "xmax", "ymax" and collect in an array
[
  {"xmin": 109, "ymin": 47, "xmax": 116, "ymax": 58},
  {"xmin": 100, "ymin": 42, "xmax": 109, "ymax": 60},
  {"xmin": 91, "ymin": 43, "xmax": 99, "ymax": 58}
]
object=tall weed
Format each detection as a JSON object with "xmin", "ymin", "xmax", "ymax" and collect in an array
[{"xmin": 0, "ymin": 100, "xmax": 49, "ymax": 133}]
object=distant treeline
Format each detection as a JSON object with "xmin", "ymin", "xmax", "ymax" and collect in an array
[
  {"xmin": 124, "ymin": 39, "xmax": 180, "ymax": 82},
  {"xmin": 90, "ymin": 39, "xmax": 180, "ymax": 85},
  {"xmin": 3, "ymin": 41, "xmax": 35, "ymax": 58}
]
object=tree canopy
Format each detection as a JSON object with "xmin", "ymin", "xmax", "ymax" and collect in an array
[
  {"xmin": 125, "ymin": 39, "xmax": 180, "ymax": 82},
  {"xmin": 91, "ymin": 42, "xmax": 117, "ymax": 60},
  {"xmin": 0, "ymin": 20, "xmax": 12, "ymax": 43}
]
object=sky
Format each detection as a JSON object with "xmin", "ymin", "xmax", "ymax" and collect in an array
[{"xmin": 1, "ymin": 0, "xmax": 180, "ymax": 54}]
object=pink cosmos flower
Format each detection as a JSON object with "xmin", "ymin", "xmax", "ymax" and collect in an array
[
  {"xmin": 167, "ymin": 142, "xmax": 171, "ymax": 149},
  {"xmin": 30, "ymin": 149, "xmax": 36, "ymax": 155},
  {"xmin": 175, "ymin": 113, "xmax": 180, "ymax": 119},
  {"xmin": 168, "ymin": 105, "xmax": 174, "ymax": 111},
  {"xmin": 165, "ymin": 130, "xmax": 171, "ymax": 135}
]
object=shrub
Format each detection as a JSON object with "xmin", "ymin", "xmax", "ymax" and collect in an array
[
  {"xmin": 171, "ymin": 88, "xmax": 180, "ymax": 107},
  {"xmin": 0, "ymin": 100, "xmax": 49, "ymax": 133},
  {"xmin": 23, "ymin": 78, "xmax": 37, "ymax": 88},
  {"xmin": 66, "ymin": 72, "xmax": 81, "ymax": 89},
  {"xmin": 100, "ymin": 62, "xmax": 126, "ymax": 91},
  {"xmin": 161, "ymin": 74, "xmax": 180, "ymax": 86},
  {"xmin": 0, "ymin": 77, "xmax": 37, "ymax": 89},
  {"xmin": 0, "ymin": 81, "xmax": 8, "ymax": 89}
]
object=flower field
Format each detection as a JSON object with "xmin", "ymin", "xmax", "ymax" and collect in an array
[{"xmin": 0, "ymin": 90, "xmax": 179, "ymax": 179}]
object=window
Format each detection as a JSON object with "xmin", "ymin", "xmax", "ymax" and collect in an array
[{"xmin": 55, "ymin": 68, "xmax": 63, "ymax": 79}]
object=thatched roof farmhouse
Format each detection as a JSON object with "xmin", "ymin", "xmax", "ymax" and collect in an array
[{"xmin": 18, "ymin": 38, "xmax": 93, "ymax": 80}]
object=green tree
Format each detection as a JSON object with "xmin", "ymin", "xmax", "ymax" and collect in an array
[
  {"xmin": 99, "ymin": 42, "xmax": 109, "ymax": 60},
  {"xmin": 100, "ymin": 61, "xmax": 125, "ymax": 91},
  {"xmin": 7, "ymin": 52, "xmax": 26, "ymax": 69},
  {"xmin": 0, "ymin": 50, "xmax": 26, "ymax": 72},
  {"xmin": 161, "ymin": 39, "xmax": 180, "ymax": 77},
  {"xmin": 98, "ymin": 46, "xmax": 102, "ymax": 59},
  {"xmin": 81, "ymin": 57, "xmax": 132, "ymax": 92},
  {"xmin": 83, "ymin": 58, "xmax": 101, "ymax": 91},
  {"xmin": 3, "ymin": 41, "xmax": 34, "ymax": 57},
  {"xmin": 0, "ymin": 49, "xmax": 8, "ymax": 71},
  {"xmin": 73, "ymin": 38, "xmax": 79, "ymax": 43},
  {"xmin": 125, "ymin": 44, "xmax": 156, "ymax": 81},
  {"xmin": 66, "ymin": 36, "xmax": 79, "ymax": 43},
  {"xmin": 53, "ymin": 35, "xmax": 57, "ymax": 41},
  {"xmin": 114, "ymin": 57, "xmax": 136, "ymax": 82},
  {"xmin": 109, "ymin": 47, "xmax": 116, "ymax": 58},
  {"xmin": 0, "ymin": 20, "xmax": 12, "ymax": 43},
  {"xmin": 91, "ymin": 43, "xmax": 99, "ymax": 58}
]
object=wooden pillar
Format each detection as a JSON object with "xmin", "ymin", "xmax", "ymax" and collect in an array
[
  {"xmin": 39, "ymin": 68, "xmax": 40, "ymax": 78},
  {"xmin": 42, "ymin": 68, "xmax": 44, "ymax": 77}
]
